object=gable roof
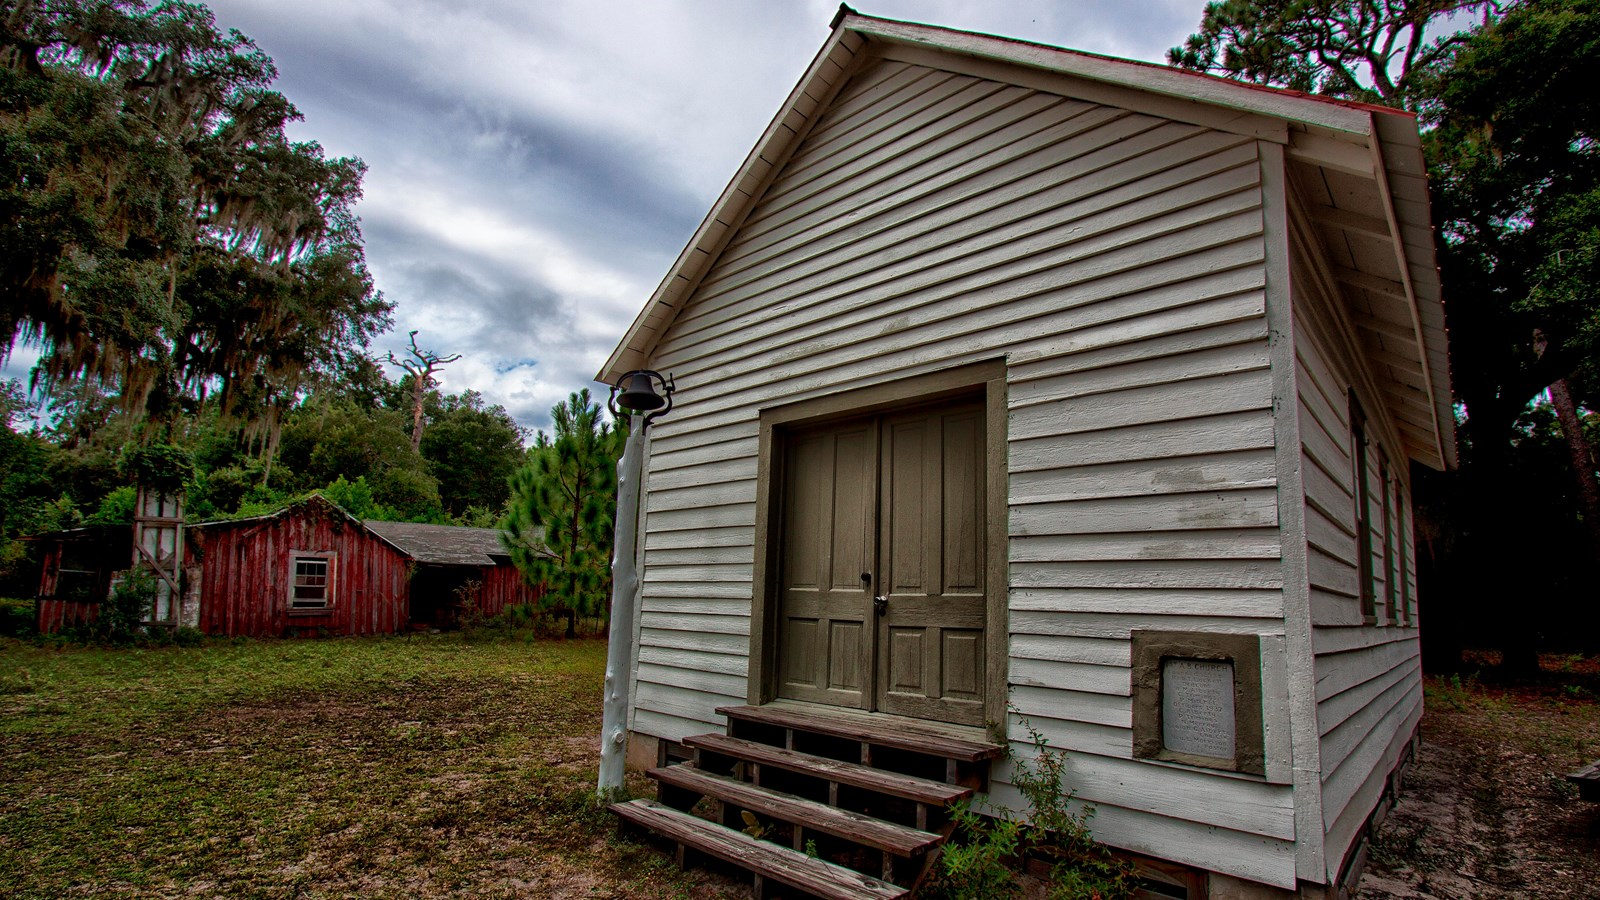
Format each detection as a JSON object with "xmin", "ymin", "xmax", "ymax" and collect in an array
[
  {"xmin": 598, "ymin": 6, "xmax": 1455, "ymax": 470},
  {"xmin": 361, "ymin": 520, "xmax": 511, "ymax": 567},
  {"xmin": 187, "ymin": 493, "xmax": 362, "ymax": 532},
  {"xmin": 188, "ymin": 495, "xmax": 519, "ymax": 567}
]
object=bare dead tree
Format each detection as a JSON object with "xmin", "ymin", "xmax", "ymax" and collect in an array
[{"xmin": 383, "ymin": 330, "xmax": 462, "ymax": 452}]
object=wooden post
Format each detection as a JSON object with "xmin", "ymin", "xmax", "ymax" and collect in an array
[
  {"xmin": 132, "ymin": 486, "xmax": 185, "ymax": 629},
  {"xmin": 598, "ymin": 414, "xmax": 646, "ymax": 797}
]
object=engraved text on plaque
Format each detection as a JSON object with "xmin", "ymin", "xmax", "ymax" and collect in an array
[{"xmin": 1161, "ymin": 658, "xmax": 1235, "ymax": 760}]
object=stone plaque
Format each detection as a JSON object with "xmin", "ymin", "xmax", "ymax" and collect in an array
[{"xmin": 1161, "ymin": 658, "xmax": 1235, "ymax": 760}]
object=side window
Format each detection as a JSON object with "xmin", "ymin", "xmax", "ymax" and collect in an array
[
  {"xmin": 1380, "ymin": 457, "xmax": 1396, "ymax": 624},
  {"xmin": 1349, "ymin": 391, "xmax": 1376, "ymax": 624},
  {"xmin": 1395, "ymin": 477, "xmax": 1412, "ymax": 627},
  {"xmin": 290, "ymin": 553, "xmax": 334, "ymax": 610}
]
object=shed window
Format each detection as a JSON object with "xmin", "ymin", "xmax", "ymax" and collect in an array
[{"xmin": 290, "ymin": 554, "xmax": 334, "ymax": 610}]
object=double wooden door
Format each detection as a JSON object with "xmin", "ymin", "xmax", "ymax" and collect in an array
[{"xmin": 775, "ymin": 402, "xmax": 987, "ymax": 726}]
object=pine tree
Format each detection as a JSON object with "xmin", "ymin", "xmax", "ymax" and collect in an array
[{"xmin": 501, "ymin": 390, "xmax": 622, "ymax": 637}]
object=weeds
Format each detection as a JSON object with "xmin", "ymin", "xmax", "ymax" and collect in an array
[
  {"xmin": 1428, "ymin": 671, "xmax": 1482, "ymax": 711},
  {"xmin": 462, "ymin": 601, "xmax": 568, "ymax": 643},
  {"xmin": 923, "ymin": 718, "xmax": 1135, "ymax": 900}
]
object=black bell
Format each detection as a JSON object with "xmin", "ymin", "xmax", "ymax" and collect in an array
[{"xmin": 616, "ymin": 371, "xmax": 666, "ymax": 412}]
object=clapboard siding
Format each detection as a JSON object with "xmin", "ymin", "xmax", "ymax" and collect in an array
[
  {"xmin": 630, "ymin": 60, "xmax": 1297, "ymax": 887},
  {"xmin": 1010, "ymin": 587, "xmax": 1284, "ymax": 618},
  {"xmin": 986, "ymin": 777, "xmax": 1299, "ymax": 888},
  {"xmin": 1291, "ymin": 216, "xmax": 1423, "ymax": 880}
]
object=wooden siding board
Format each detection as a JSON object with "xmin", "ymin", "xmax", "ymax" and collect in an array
[
  {"xmin": 657, "ymin": 263, "xmax": 1269, "ymax": 453},
  {"xmin": 1007, "ymin": 633, "xmax": 1131, "ymax": 666},
  {"xmin": 1011, "ymin": 559, "xmax": 1282, "ymax": 591},
  {"xmin": 1322, "ymin": 672, "xmax": 1421, "ymax": 817},
  {"xmin": 1314, "ymin": 637, "xmax": 1417, "ymax": 704},
  {"xmin": 669, "ymin": 137, "xmax": 1265, "ymax": 366},
  {"xmin": 1318, "ymin": 654, "xmax": 1418, "ymax": 746},
  {"xmin": 1009, "ymin": 657, "xmax": 1130, "ymax": 696},
  {"xmin": 1008, "ymin": 368, "xmax": 1274, "ymax": 441},
  {"xmin": 1008, "ymin": 447, "xmax": 1277, "ymax": 504},
  {"xmin": 1009, "ymin": 684, "xmax": 1129, "ymax": 728},
  {"xmin": 636, "ymin": 662, "xmax": 748, "ymax": 699},
  {"xmin": 1010, "ymin": 409, "xmax": 1276, "ymax": 472},
  {"xmin": 639, "ymin": 611, "xmax": 750, "ymax": 636},
  {"xmin": 1009, "ymin": 587, "xmax": 1284, "ymax": 619},
  {"xmin": 1008, "ymin": 610, "xmax": 1286, "ymax": 638},
  {"xmin": 1009, "ymin": 487, "xmax": 1280, "ymax": 536},
  {"xmin": 638, "ymin": 645, "xmax": 751, "ymax": 676},
  {"xmin": 1008, "ymin": 528, "xmax": 1282, "ymax": 562}
]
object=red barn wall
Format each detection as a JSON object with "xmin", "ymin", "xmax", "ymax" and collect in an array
[
  {"xmin": 35, "ymin": 544, "xmax": 99, "ymax": 633},
  {"xmin": 476, "ymin": 563, "xmax": 543, "ymax": 617},
  {"xmin": 189, "ymin": 506, "xmax": 411, "ymax": 638}
]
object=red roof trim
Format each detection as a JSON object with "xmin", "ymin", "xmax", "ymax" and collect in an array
[{"xmin": 846, "ymin": 9, "xmax": 1416, "ymax": 121}]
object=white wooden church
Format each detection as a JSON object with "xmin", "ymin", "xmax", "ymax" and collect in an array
[{"xmin": 600, "ymin": 8, "xmax": 1452, "ymax": 899}]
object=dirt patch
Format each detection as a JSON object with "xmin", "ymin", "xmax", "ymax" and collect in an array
[{"xmin": 1358, "ymin": 668, "xmax": 1600, "ymax": 899}]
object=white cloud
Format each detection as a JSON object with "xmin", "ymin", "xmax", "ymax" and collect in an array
[{"xmin": 192, "ymin": 0, "xmax": 1209, "ymax": 431}]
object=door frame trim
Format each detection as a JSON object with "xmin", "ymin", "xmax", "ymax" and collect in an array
[{"xmin": 747, "ymin": 358, "xmax": 1009, "ymax": 732}]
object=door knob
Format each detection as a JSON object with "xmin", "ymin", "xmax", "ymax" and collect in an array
[{"xmin": 873, "ymin": 595, "xmax": 888, "ymax": 616}]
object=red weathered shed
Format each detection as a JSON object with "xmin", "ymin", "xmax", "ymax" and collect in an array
[
  {"xmin": 184, "ymin": 495, "xmax": 413, "ymax": 637},
  {"xmin": 182, "ymin": 496, "xmax": 543, "ymax": 637},
  {"xmin": 29, "ymin": 526, "xmax": 132, "ymax": 633},
  {"xmin": 33, "ymin": 494, "xmax": 544, "ymax": 638}
]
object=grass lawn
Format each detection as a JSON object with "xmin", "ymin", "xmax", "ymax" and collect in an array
[{"xmin": 0, "ymin": 634, "xmax": 743, "ymax": 899}]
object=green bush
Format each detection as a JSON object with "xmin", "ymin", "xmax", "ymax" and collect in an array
[
  {"xmin": 462, "ymin": 602, "xmax": 566, "ymax": 643},
  {"xmin": 85, "ymin": 486, "xmax": 137, "ymax": 525},
  {"xmin": 0, "ymin": 596, "xmax": 34, "ymax": 637},
  {"xmin": 923, "ymin": 718, "xmax": 1136, "ymax": 900},
  {"xmin": 97, "ymin": 569, "xmax": 156, "ymax": 646}
]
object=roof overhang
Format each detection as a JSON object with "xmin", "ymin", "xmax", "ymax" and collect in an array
[{"xmin": 599, "ymin": 8, "xmax": 1455, "ymax": 470}]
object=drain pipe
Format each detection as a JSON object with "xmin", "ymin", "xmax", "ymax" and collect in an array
[{"xmin": 598, "ymin": 372, "xmax": 673, "ymax": 799}]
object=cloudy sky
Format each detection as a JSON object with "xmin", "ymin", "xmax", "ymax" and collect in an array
[{"xmin": 18, "ymin": 1, "xmax": 1211, "ymax": 433}]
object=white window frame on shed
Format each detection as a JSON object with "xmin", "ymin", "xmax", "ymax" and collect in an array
[{"xmin": 288, "ymin": 551, "xmax": 336, "ymax": 612}]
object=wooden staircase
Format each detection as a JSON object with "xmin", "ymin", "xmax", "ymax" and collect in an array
[{"xmin": 612, "ymin": 702, "xmax": 1006, "ymax": 900}]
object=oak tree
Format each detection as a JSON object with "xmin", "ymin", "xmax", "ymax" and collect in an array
[{"xmin": 1, "ymin": 0, "xmax": 390, "ymax": 425}]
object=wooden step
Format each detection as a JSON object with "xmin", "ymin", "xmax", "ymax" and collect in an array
[
  {"xmin": 612, "ymin": 798, "xmax": 907, "ymax": 900},
  {"xmin": 649, "ymin": 763, "xmax": 944, "ymax": 857},
  {"xmin": 718, "ymin": 703, "xmax": 1004, "ymax": 763},
  {"xmin": 685, "ymin": 733, "xmax": 972, "ymax": 807}
]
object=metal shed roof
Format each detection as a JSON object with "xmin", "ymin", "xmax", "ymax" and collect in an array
[{"xmin": 360, "ymin": 520, "xmax": 512, "ymax": 567}]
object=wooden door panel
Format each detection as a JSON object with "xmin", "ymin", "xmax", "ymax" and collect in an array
[
  {"xmin": 776, "ymin": 422, "xmax": 875, "ymax": 708},
  {"xmin": 877, "ymin": 405, "xmax": 987, "ymax": 726}
]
